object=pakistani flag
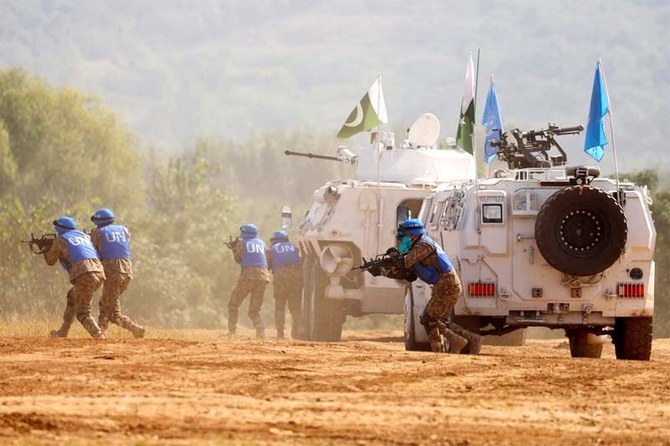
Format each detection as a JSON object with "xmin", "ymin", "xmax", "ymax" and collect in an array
[
  {"xmin": 337, "ymin": 77, "xmax": 388, "ymax": 139},
  {"xmin": 456, "ymin": 53, "xmax": 475, "ymax": 154}
]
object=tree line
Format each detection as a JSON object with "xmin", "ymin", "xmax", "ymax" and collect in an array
[{"xmin": 0, "ymin": 68, "xmax": 667, "ymax": 336}]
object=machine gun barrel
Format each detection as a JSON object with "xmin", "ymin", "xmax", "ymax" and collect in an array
[
  {"xmin": 284, "ymin": 150, "xmax": 341, "ymax": 162},
  {"xmin": 523, "ymin": 124, "xmax": 584, "ymax": 138},
  {"xmin": 551, "ymin": 125, "xmax": 584, "ymax": 135}
]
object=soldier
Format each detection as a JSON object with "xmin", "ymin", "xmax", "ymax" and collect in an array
[
  {"xmin": 228, "ymin": 223, "xmax": 270, "ymax": 339},
  {"xmin": 44, "ymin": 216, "xmax": 106, "ymax": 339},
  {"xmin": 90, "ymin": 208, "xmax": 145, "ymax": 338},
  {"xmin": 393, "ymin": 218, "xmax": 482, "ymax": 354},
  {"xmin": 267, "ymin": 230, "xmax": 303, "ymax": 340}
]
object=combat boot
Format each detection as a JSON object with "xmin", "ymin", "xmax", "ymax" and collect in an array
[
  {"xmin": 49, "ymin": 328, "xmax": 69, "ymax": 338},
  {"xmin": 441, "ymin": 327, "xmax": 468, "ymax": 354},
  {"xmin": 256, "ymin": 328, "xmax": 266, "ymax": 340},
  {"xmin": 132, "ymin": 325, "xmax": 146, "ymax": 339},
  {"xmin": 276, "ymin": 327, "xmax": 285, "ymax": 340},
  {"xmin": 427, "ymin": 327, "xmax": 447, "ymax": 353},
  {"xmin": 449, "ymin": 323, "xmax": 482, "ymax": 355}
]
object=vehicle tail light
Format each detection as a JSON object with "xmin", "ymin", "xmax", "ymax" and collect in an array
[
  {"xmin": 468, "ymin": 282, "xmax": 496, "ymax": 297},
  {"xmin": 617, "ymin": 283, "xmax": 645, "ymax": 298}
]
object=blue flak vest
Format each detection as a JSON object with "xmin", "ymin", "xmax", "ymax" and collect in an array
[
  {"xmin": 269, "ymin": 241, "xmax": 301, "ymax": 270},
  {"xmin": 60, "ymin": 230, "xmax": 99, "ymax": 270},
  {"xmin": 98, "ymin": 224, "xmax": 131, "ymax": 260},
  {"xmin": 241, "ymin": 237, "xmax": 268, "ymax": 268},
  {"xmin": 412, "ymin": 235, "xmax": 454, "ymax": 285}
]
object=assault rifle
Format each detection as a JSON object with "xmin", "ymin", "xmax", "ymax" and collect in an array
[
  {"xmin": 21, "ymin": 233, "xmax": 57, "ymax": 254},
  {"xmin": 351, "ymin": 247, "xmax": 416, "ymax": 281},
  {"xmin": 225, "ymin": 235, "xmax": 240, "ymax": 250},
  {"xmin": 490, "ymin": 122, "xmax": 584, "ymax": 169}
]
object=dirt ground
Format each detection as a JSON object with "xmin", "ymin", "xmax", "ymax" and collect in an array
[{"xmin": 0, "ymin": 329, "xmax": 669, "ymax": 446}]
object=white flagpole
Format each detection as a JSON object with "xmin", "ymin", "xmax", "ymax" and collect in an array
[
  {"xmin": 599, "ymin": 59, "xmax": 621, "ymax": 201},
  {"xmin": 473, "ymin": 49, "xmax": 481, "ymax": 183},
  {"xmin": 375, "ymin": 73, "xmax": 382, "ymax": 254}
]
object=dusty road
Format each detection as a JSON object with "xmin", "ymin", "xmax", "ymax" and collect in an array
[{"xmin": 0, "ymin": 329, "xmax": 668, "ymax": 446}]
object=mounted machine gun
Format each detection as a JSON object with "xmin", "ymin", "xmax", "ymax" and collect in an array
[{"xmin": 491, "ymin": 123, "xmax": 584, "ymax": 169}]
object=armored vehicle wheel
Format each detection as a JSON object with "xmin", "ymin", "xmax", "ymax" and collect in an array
[
  {"xmin": 300, "ymin": 256, "xmax": 345, "ymax": 342},
  {"xmin": 614, "ymin": 317, "xmax": 653, "ymax": 361},
  {"xmin": 403, "ymin": 289, "xmax": 431, "ymax": 352},
  {"xmin": 535, "ymin": 186, "xmax": 627, "ymax": 276},
  {"xmin": 566, "ymin": 330, "xmax": 603, "ymax": 359}
]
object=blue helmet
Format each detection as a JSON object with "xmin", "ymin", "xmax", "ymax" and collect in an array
[
  {"xmin": 90, "ymin": 208, "xmax": 115, "ymax": 226},
  {"xmin": 397, "ymin": 218, "xmax": 425, "ymax": 238},
  {"xmin": 240, "ymin": 223, "xmax": 258, "ymax": 238},
  {"xmin": 270, "ymin": 230, "xmax": 289, "ymax": 243},
  {"xmin": 53, "ymin": 216, "xmax": 77, "ymax": 234}
]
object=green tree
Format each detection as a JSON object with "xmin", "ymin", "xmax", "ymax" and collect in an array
[{"xmin": 624, "ymin": 169, "xmax": 670, "ymax": 337}]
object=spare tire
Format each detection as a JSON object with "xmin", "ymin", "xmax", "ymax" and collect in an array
[{"xmin": 535, "ymin": 186, "xmax": 627, "ymax": 276}]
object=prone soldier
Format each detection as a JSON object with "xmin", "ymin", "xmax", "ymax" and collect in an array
[
  {"xmin": 228, "ymin": 223, "xmax": 270, "ymax": 339},
  {"xmin": 43, "ymin": 216, "xmax": 106, "ymax": 339},
  {"xmin": 89, "ymin": 208, "xmax": 145, "ymax": 338},
  {"xmin": 266, "ymin": 230, "xmax": 303, "ymax": 340}
]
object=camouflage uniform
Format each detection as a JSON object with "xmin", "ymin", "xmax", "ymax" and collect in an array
[
  {"xmin": 90, "ymin": 228, "xmax": 145, "ymax": 338},
  {"xmin": 404, "ymin": 238, "xmax": 481, "ymax": 354},
  {"xmin": 44, "ymin": 237, "xmax": 105, "ymax": 339},
  {"xmin": 228, "ymin": 242, "xmax": 270, "ymax": 336},
  {"xmin": 405, "ymin": 241, "xmax": 461, "ymax": 318},
  {"xmin": 266, "ymin": 252, "xmax": 303, "ymax": 339}
]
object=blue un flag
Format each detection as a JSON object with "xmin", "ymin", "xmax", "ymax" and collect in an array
[
  {"xmin": 482, "ymin": 77, "xmax": 504, "ymax": 164},
  {"xmin": 584, "ymin": 61, "xmax": 610, "ymax": 162}
]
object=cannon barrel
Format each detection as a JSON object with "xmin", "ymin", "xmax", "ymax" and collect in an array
[{"xmin": 284, "ymin": 150, "xmax": 341, "ymax": 161}]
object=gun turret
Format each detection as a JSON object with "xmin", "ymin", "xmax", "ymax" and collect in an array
[
  {"xmin": 285, "ymin": 147, "xmax": 358, "ymax": 165},
  {"xmin": 491, "ymin": 123, "xmax": 584, "ymax": 170}
]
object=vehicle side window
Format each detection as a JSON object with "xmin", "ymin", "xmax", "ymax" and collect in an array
[{"xmin": 482, "ymin": 203, "xmax": 503, "ymax": 224}]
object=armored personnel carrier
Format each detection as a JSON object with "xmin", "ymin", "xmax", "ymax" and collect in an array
[
  {"xmin": 405, "ymin": 123, "xmax": 656, "ymax": 360},
  {"xmin": 287, "ymin": 114, "xmax": 475, "ymax": 341}
]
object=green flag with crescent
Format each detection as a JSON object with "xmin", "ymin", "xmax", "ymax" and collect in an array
[
  {"xmin": 456, "ymin": 53, "xmax": 475, "ymax": 155},
  {"xmin": 337, "ymin": 77, "xmax": 388, "ymax": 139}
]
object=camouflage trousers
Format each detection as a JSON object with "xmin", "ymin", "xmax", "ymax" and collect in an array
[
  {"xmin": 53, "ymin": 272, "xmax": 105, "ymax": 339},
  {"xmin": 98, "ymin": 274, "xmax": 144, "ymax": 337},
  {"xmin": 228, "ymin": 277, "xmax": 267, "ymax": 333},
  {"xmin": 424, "ymin": 270, "xmax": 462, "ymax": 344},
  {"xmin": 273, "ymin": 279, "xmax": 303, "ymax": 338}
]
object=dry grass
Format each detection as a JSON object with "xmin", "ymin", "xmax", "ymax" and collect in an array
[{"xmin": 0, "ymin": 318, "xmax": 283, "ymax": 342}]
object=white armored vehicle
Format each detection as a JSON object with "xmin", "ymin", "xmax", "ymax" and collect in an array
[
  {"xmin": 405, "ymin": 123, "xmax": 656, "ymax": 360},
  {"xmin": 287, "ymin": 114, "xmax": 475, "ymax": 341}
]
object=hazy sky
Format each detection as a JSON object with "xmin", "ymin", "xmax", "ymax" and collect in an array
[{"xmin": 1, "ymin": 0, "xmax": 668, "ymax": 171}]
